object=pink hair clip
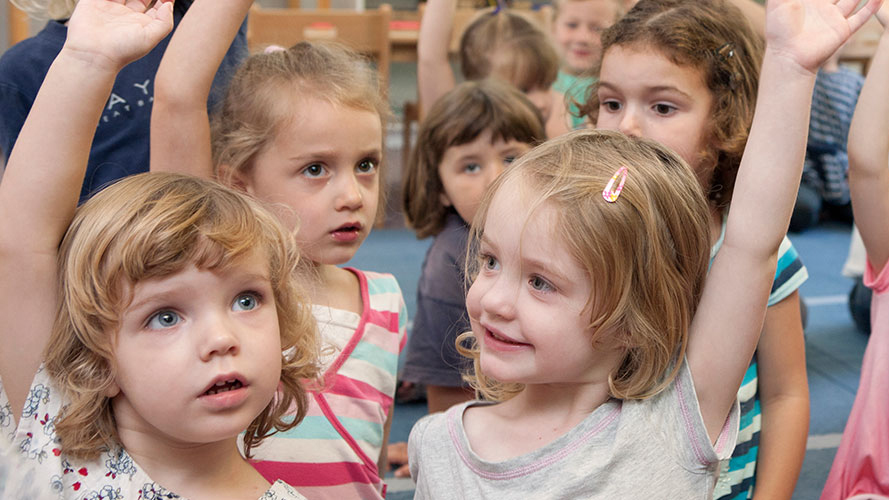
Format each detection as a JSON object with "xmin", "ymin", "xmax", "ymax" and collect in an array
[{"xmin": 602, "ymin": 166, "xmax": 628, "ymax": 203}]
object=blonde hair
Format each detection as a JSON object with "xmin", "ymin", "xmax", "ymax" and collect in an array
[
  {"xmin": 10, "ymin": 0, "xmax": 76, "ymax": 20},
  {"xmin": 45, "ymin": 172, "xmax": 320, "ymax": 460},
  {"xmin": 403, "ymin": 79, "xmax": 546, "ymax": 239},
  {"xmin": 458, "ymin": 129, "xmax": 710, "ymax": 401},
  {"xmin": 460, "ymin": 9, "xmax": 560, "ymax": 92},
  {"xmin": 212, "ymin": 41, "xmax": 389, "ymax": 183}
]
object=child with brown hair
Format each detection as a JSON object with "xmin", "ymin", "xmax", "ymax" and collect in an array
[
  {"xmin": 418, "ymin": 0, "xmax": 568, "ymax": 137},
  {"xmin": 589, "ymin": 0, "xmax": 810, "ymax": 497},
  {"xmin": 150, "ymin": 1, "xmax": 406, "ymax": 498},
  {"xmin": 0, "ymin": 1, "xmax": 319, "ymax": 498},
  {"xmin": 407, "ymin": 0, "xmax": 879, "ymax": 497}
]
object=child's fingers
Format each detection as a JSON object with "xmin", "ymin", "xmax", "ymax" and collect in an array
[{"xmin": 847, "ymin": 0, "xmax": 884, "ymax": 33}]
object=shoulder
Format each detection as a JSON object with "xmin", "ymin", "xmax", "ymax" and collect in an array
[{"xmin": 769, "ymin": 235, "xmax": 807, "ymax": 305}]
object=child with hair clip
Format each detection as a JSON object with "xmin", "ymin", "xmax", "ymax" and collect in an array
[
  {"xmin": 588, "ymin": 0, "xmax": 809, "ymax": 497},
  {"xmin": 821, "ymin": 3, "xmax": 889, "ymax": 498},
  {"xmin": 0, "ymin": 1, "xmax": 320, "ymax": 498},
  {"xmin": 407, "ymin": 0, "xmax": 880, "ymax": 497},
  {"xmin": 150, "ymin": 1, "xmax": 407, "ymax": 498},
  {"xmin": 550, "ymin": 0, "xmax": 623, "ymax": 129},
  {"xmin": 418, "ymin": 0, "xmax": 569, "ymax": 137},
  {"xmin": 0, "ymin": 0, "xmax": 247, "ymax": 202},
  {"xmin": 388, "ymin": 78, "xmax": 546, "ymax": 477}
]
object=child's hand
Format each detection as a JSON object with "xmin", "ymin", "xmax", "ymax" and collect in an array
[
  {"xmin": 876, "ymin": 1, "xmax": 889, "ymax": 27},
  {"xmin": 63, "ymin": 0, "xmax": 173, "ymax": 73},
  {"xmin": 765, "ymin": 0, "xmax": 882, "ymax": 73}
]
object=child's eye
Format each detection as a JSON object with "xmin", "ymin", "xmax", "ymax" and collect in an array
[
  {"xmin": 529, "ymin": 275, "xmax": 554, "ymax": 292},
  {"xmin": 147, "ymin": 310, "xmax": 181, "ymax": 329},
  {"xmin": 301, "ymin": 164, "xmax": 327, "ymax": 178},
  {"xmin": 601, "ymin": 100, "xmax": 621, "ymax": 112},
  {"xmin": 356, "ymin": 158, "xmax": 378, "ymax": 174},
  {"xmin": 503, "ymin": 155, "xmax": 517, "ymax": 165},
  {"xmin": 480, "ymin": 253, "xmax": 500, "ymax": 271},
  {"xmin": 464, "ymin": 163, "xmax": 482, "ymax": 173},
  {"xmin": 653, "ymin": 103, "xmax": 677, "ymax": 116},
  {"xmin": 233, "ymin": 292, "xmax": 261, "ymax": 311},
  {"xmin": 565, "ymin": 22, "xmax": 578, "ymax": 29}
]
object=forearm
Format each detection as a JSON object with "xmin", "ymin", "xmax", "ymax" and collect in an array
[
  {"xmin": 753, "ymin": 394, "xmax": 809, "ymax": 499},
  {"xmin": 417, "ymin": 0, "xmax": 457, "ymax": 117},
  {"xmin": 849, "ymin": 28, "xmax": 889, "ymax": 271}
]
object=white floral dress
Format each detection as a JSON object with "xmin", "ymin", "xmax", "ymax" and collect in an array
[{"xmin": 0, "ymin": 366, "xmax": 306, "ymax": 500}]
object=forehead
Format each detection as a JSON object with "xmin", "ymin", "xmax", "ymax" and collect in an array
[
  {"xmin": 600, "ymin": 44, "xmax": 709, "ymax": 94},
  {"xmin": 558, "ymin": 0, "xmax": 620, "ymax": 21}
]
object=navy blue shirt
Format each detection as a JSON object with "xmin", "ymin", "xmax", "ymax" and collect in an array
[{"xmin": 0, "ymin": 1, "xmax": 247, "ymax": 202}]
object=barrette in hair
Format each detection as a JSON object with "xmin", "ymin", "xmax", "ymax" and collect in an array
[
  {"xmin": 716, "ymin": 42, "xmax": 735, "ymax": 60},
  {"xmin": 492, "ymin": 0, "xmax": 506, "ymax": 14},
  {"xmin": 264, "ymin": 45, "xmax": 287, "ymax": 54},
  {"xmin": 603, "ymin": 167, "xmax": 628, "ymax": 203}
]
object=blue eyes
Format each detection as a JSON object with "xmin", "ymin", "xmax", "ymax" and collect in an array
[
  {"xmin": 147, "ymin": 310, "xmax": 181, "ymax": 329},
  {"xmin": 233, "ymin": 293, "xmax": 259, "ymax": 311},
  {"xmin": 144, "ymin": 292, "xmax": 261, "ymax": 330}
]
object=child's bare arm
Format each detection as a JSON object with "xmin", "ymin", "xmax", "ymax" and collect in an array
[
  {"xmin": 150, "ymin": 0, "xmax": 253, "ymax": 178},
  {"xmin": 848, "ymin": 5, "xmax": 889, "ymax": 273},
  {"xmin": 0, "ymin": 0, "xmax": 173, "ymax": 422},
  {"xmin": 749, "ymin": 292, "xmax": 809, "ymax": 499},
  {"xmin": 417, "ymin": 0, "xmax": 457, "ymax": 120},
  {"xmin": 688, "ymin": 0, "xmax": 880, "ymax": 443}
]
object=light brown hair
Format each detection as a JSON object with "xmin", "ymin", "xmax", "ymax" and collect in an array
[
  {"xmin": 211, "ymin": 41, "xmax": 389, "ymax": 185},
  {"xmin": 403, "ymin": 79, "xmax": 546, "ymax": 238},
  {"xmin": 10, "ymin": 0, "xmax": 77, "ymax": 20},
  {"xmin": 582, "ymin": 0, "xmax": 763, "ymax": 209},
  {"xmin": 458, "ymin": 129, "xmax": 710, "ymax": 401},
  {"xmin": 46, "ymin": 173, "xmax": 320, "ymax": 460},
  {"xmin": 460, "ymin": 9, "xmax": 560, "ymax": 92}
]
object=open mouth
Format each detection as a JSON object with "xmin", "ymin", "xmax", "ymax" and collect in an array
[
  {"xmin": 334, "ymin": 224, "xmax": 360, "ymax": 234},
  {"xmin": 203, "ymin": 379, "xmax": 244, "ymax": 396},
  {"xmin": 487, "ymin": 329, "xmax": 530, "ymax": 346}
]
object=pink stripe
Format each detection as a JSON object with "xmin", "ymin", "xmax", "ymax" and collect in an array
[
  {"xmin": 315, "ymin": 392, "xmax": 381, "ymax": 478},
  {"xmin": 318, "ymin": 391, "xmax": 387, "ymax": 422},
  {"xmin": 358, "ymin": 322, "xmax": 402, "ymax": 354},
  {"xmin": 675, "ymin": 372, "xmax": 708, "ymax": 465},
  {"xmin": 323, "ymin": 374, "xmax": 393, "ymax": 410},
  {"xmin": 322, "ymin": 268, "xmax": 371, "ymax": 381},
  {"xmin": 446, "ymin": 403, "xmax": 621, "ymax": 480},
  {"xmin": 253, "ymin": 459, "xmax": 379, "ymax": 487}
]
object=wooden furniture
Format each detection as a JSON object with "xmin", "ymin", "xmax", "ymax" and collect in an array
[
  {"xmin": 8, "ymin": 3, "xmax": 31, "ymax": 47},
  {"xmin": 839, "ymin": 16, "xmax": 883, "ymax": 75},
  {"xmin": 247, "ymin": 4, "xmax": 392, "ymax": 94}
]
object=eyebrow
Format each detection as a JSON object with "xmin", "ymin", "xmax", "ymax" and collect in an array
[{"xmin": 597, "ymin": 81, "xmax": 694, "ymax": 100}]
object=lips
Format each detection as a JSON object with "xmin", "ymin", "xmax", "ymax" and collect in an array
[
  {"xmin": 482, "ymin": 325, "xmax": 532, "ymax": 351},
  {"xmin": 330, "ymin": 222, "xmax": 363, "ymax": 242},
  {"xmin": 200, "ymin": 374, "xmax": 247, "ymax": 397}
]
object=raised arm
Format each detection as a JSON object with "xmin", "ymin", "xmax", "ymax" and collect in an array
[
  {"xmin": 417, "ymin": 0, "xmax": 458, "ymax": 120},
  {"xmin": 688, "ymin": 0, "xmax": 881, "ymax": 443},
  {"xmin": 0, "ymin": 0, "xmax": 172, "ymax": 422},
  {"xmin": 150, "ymin": 0, "xmax": 253, "ymax": 177},
  {"xmin": 848, "ymin": 5, "xmax": 889, "ymax": 273}
]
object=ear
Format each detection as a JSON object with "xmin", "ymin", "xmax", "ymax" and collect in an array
[
  {"xmin": 103, "ymin": 380, "xmax": 120, "ymax": 398},
  {"xmin": 439, "ymin": 192, "xmax": 452, "ymax": 208},
  {"xmin": 219, "ymin": 164, "xmax": 253, "ymax": 195}
]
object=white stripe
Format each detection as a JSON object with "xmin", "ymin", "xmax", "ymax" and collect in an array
[
  {"xmin": 385, "ymin": 477, "xmax": 417, "ymax": 492},
  {"xmin": 807, "ymin": 433, "xmax": 844, "ymax": 450},
  {"xmin": 804, "ymin": 295, "xmax": 848, "ymax": 307}
]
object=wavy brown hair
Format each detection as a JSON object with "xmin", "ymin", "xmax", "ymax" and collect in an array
[
  {"xmin": 403, "ymin": 79, "xmax": 546, "ymax": 238},
  {"xmin": 581, "ymin": 0, "xmax": 763, "ymax": 209},
  {"xmin": 45, "ymin": 173, "xmax": 320, "ymax": 460},
  {"xmin": 458, "ymin": 129, "xmax": 710, "ymax": 401}
]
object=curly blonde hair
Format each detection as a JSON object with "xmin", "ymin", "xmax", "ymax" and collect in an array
[
  {"xmin": 458, "ymin": 129, "xmax": 710, "ymax": 401},
  {"xmin": 45, "ymin": 172, "xmax": 320, "ymax": 460}
]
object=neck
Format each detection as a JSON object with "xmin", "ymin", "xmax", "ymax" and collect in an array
[
  {"xmin": 119, "ymin": 432, "xmax": 268, "ymax": 499},
  {"xmin": 307, "ymin": 262, "xmax": 362, "ymax": 314},
  {"xmin": 502, "ymin": 379, "xmax": 614, "ymax": 427}
]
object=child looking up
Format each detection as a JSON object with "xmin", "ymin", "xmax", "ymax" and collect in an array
[
  {"xmin": 821, "ymin": 3, "xmax": 889, "ymax": 497},
  {"xmin": 151, "ymin": 1, "xmax": 407, "ymax": 498},
  {"xmin": 407, "ymin": 0, "xmax": 879, "ymax": 497},
  {"xmin": 418, "ymin": 0, "xmax": 568, "ymax": 137},
  {"xmin": 550, "ymin": 0, "xmax": 623, "ymax": 129},
  {"xmin": 590, "ymin": 0, "xmax": 809, "ymax": 497},
  {"xmin": 0, "ymin": 1, "xmax": 319, "ymax": 498}
]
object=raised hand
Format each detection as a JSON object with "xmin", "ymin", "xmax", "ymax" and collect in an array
[
  {"xmin": 876, "ymin": 0, "xmax": 889, "ymax": 27},
  {"xmin": 63, "ymin": 0, "xmax": 174, "ymax": 73},
  {"xmin": 765, "ymin": 0, "xmax": 882, "ymax": 74}
]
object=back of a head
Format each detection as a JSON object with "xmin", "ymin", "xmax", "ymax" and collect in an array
[
  {"xmin": 460, "ymin": 9, "xmax": 560, "ymax": 92},
  {"xmin": 47, "ymin": 172, "xmax": 318, "ymax": 460},
  {"xmin": 403, "ymin": 79, "xmax": 546, "ymax": 239},
  {"xmin": 11, "ymin": 0, "xmax": 76, "ymax": 20},
  {"xmin": 466, "ymin": 129, "xmax": 711, "ymax": 401},
  {"xmin": 211, "ymin": 41, "xmax": 388, "ymax": 183},
  {"xmin": 586, "ymin": 0, "xmax": 764, "ymax": 208}
]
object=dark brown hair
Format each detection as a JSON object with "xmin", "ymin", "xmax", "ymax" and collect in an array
[
  {"xmin": 582, "ymin": 0, "xmax": 763, "ymax": 209},
  {"xmin": 403, "ymin": 79, "xmax": 546, "ymax": 238}
]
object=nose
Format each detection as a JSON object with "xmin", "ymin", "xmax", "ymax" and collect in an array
[
  {"xmin": 618, "ymin": 107, "xmax": 641, "ymax": 138},
  {"xmin": 200, "ymin": 313, "xmax": 241, "ymax": 361},
  {"xmin": 475, "ymin": 273, "xmax": 517, "ymax": 321},
  {"xmin": 335, "ymin": 173, "xmax": 364, "ymax": 211}
]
